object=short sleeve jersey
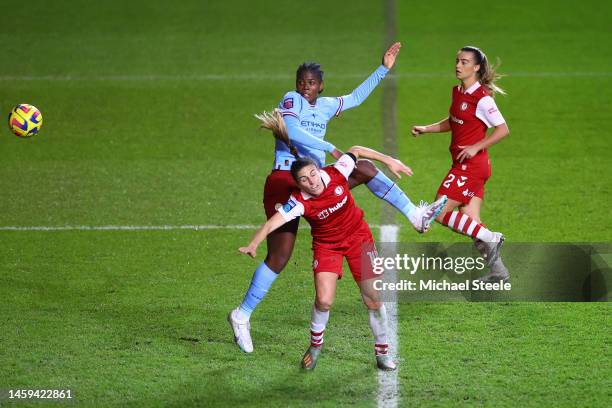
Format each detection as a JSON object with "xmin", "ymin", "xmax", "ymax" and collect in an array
[
  {"xmin": 277, "ymin": 154, "xmax": 365, "ymax": 245},
  {"xmin": 448, "ymin": 82, "xmax": 505, "ymax": 168}
]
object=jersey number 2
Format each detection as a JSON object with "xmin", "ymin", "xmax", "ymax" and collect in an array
[{"xmin": 442, "ymin": 174, "xmax": 456, "ymax": 188}]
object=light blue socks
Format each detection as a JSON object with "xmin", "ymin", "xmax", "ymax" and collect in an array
[
  {"xmin": 366, "ymin": 170, "xmax": 416, "ymax": 217},
  {"xmin": 238, "ymin": 262, "xmax": 279, "ymax": 320}
]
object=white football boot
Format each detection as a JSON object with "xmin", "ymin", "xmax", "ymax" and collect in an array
[
  {"xmin": 376, "ymin": 354, "xmax": 397, "ymax": 371},
  {"xmin": 476, "ymin": 232, "xmax": 505, "ymax": 267},
  {"xmin": 301, "ymin": 345, "xmax": 323, "ymax": 370},
  {"xmin": 474, "ymin": 259, "xmax": 510, "ymax": 283},
  {"xmin": 407, "ymin": 195, "xmax": 448, "ymax": 233},
  {"xmin": 228, "ymin": 308, "xmax": 253, "ymax": 353}
]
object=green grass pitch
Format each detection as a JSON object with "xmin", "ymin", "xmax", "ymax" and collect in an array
[{"xmin": 0, "ymin": 0, "xmax": 610, "ymax": 406}]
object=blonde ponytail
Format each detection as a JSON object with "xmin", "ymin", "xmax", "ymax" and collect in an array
[
  {"xmin": 254, "ymin": 109, "xmax": 299, "ymax": 158},
  {"xmin": 461, "ymin": 46, "xmax": 506, "ymax": 96}
]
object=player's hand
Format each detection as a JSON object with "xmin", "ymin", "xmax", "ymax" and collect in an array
[
  {"xmin": 456, "ymin": 145, "xmax": 480, "ymax": 163},
  {"xmin": 382, "ymin": 42, "xmax": 401, "ymax": 69},
  {"xmin": 239, "ymin": 245, "xmax": 257, "ymax": 258},
  {"xmin": 411, "ymin": 126, "xmax": 427, "ymax": 137},
  {"xmin": 385, "ymin": 158, "xmax": 413, "ymax": 179}
]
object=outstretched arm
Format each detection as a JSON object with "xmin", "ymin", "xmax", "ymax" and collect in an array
[
  {"xmin": 346, "ymin": 145, "xmax": 413, "ymax": 178},
  {"xmin": 283, "ymin": 114, "xmax": 341, "ymax": 156},
  {"xmin": 256, "ymin": 109, "xmax": 342, "ymax": 159},
  {"xmin": 411, "ymin": 117, "xmax": 451, "ymax": 136},
  {"xmin": 338, "ymin": 42, "xmax": 402, "ymax": 113},
  {"xmin": 239, "ymin": 212, "xmax": 288, "ymax": 258}
]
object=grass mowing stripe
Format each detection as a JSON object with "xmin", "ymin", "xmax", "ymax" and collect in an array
[
  {"xmin": 1, "ymin": 72, "xmax": 611, "ymax": 82},
  {"xmin": 0, "ymin": 225, "xmax": 395, "ymax": 231},
  {"xmin": 378, "ymin": 1, "xmax": 400, "ymax": 405}
]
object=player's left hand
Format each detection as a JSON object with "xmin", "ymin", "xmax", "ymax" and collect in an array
[
  {"xmin": 386, "ymin": 158, "xmax": 413, "ymax": 178},
  {"xmin": 456, "ymin": 145, "xmax": 480, "ymax": 163},
  {"xmin": 239, "ymin": 245, "xmax": 257, "ymax": 258},
  {"xmin": 382, "ymin": 42, "xmax": 402, "ymax": 69}
]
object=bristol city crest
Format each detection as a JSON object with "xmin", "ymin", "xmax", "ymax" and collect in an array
[
  {"xmin": 460, "ymin": 102, "xmax": 468, "ymax": 111},
  {"xmin": 334, "ymin": 186, "xmax": 344, "ymax": 196}
]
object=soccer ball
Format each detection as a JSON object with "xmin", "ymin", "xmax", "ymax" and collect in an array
[{"xmin": 8, "ymin": 104, "xmax": 43, "ymax": 137}]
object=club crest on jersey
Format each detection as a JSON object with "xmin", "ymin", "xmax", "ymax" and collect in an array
[
  {"xmin": 283, "ymin": 97, "xmax": 293, "ymax": 109},
  {"xmin": 334, "ymin": 186, "xmax": 344, "ymax": 196},
  {"xmin": 460, "ymin": 102, "xmax": 468, "ymax": 111}
]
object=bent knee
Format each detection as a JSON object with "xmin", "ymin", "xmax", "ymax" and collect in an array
[
  {"xmin": 364, "ymin": 300, "xmax": 382, "ymax": 310},
  {"xmin": 460, "ymin": 208, "xmax": 480, "ymax": 223},
  {"xmin": 315, "ymin": 297, "xmax": 334, "ymax": 311},
  {"xmin": 264, "ymin": 254, "xmax": 291, "ymax": 273}
]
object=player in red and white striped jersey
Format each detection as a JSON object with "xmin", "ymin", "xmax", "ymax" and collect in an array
[
  {"xmin": 411, "ymin": 46, "xmax": 510, "ymax": 282},
  {"xmin": 239, "ymin": 146, "xmax": 442, "ymax": 370}
]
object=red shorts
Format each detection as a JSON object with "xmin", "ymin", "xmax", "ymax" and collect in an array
[
  {"xmin": 311, "ymin": 222, "xmax": 378, "ymax": 282},
  {"xmin": 263, "ymin": 170, "xmax": 296, "ymax": 219},
  {"xmin": 437, "ymin": 163, "xmax": 491, "ymax": 205}
]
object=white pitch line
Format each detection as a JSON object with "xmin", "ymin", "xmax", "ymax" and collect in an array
[
  {"xmin": 0, "ymin": 224, "xmax": 393, "ymax": 231},
  {"xmin": 0, "ymin": 72, "xmax": 610, "ymax": 82},
  {"xmin": 378, "ymin": 225, "xmax": 400, "ymax": 408}
]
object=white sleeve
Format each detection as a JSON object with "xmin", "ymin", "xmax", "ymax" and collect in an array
[
  {"xmin": 333, "ymin": 154, "xmax": 356, "ymax": 180},
  {"xmin": 277, "ymin": 195, "xmax": 305, "ymax": 222},
  {"xmin": 476, "ymin": 96, "xmax": 506, "ymax": 128}
]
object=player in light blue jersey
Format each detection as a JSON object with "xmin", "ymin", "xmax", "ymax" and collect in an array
[{"xmin": 229, "ymin": 42, "xmax": 447, "ymax": 353}]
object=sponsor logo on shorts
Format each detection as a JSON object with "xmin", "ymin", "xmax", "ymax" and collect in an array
[
  {"xmin": 462, "ymin": 188, "xmax": 475, "ymax": 198},
  {"xmin": 334, "ymin": 186, "xmax": 344, "ymax": 196},
  {"xmin": 457, "ymin": 176, "xmax": 468, "ymax": 187},
  {"xmin": 460, "ymin": 102, "xmax": 468, "ymax": 111},
  {"xmin": 313, "ymin": 259, "xmax": 319, "ymax": 269},
  {"xmin": 283, "ymin": 98, "xmax": 293, "ymax": 109}
]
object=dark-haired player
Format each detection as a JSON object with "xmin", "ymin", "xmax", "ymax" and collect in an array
[
  {"xmin": 229, "ymin": 42, "xmax": 446, "ymax": 353},
  {"xmin": 239, "ymin": 146, "xmax": 444, "ymax": 370},
  {"xmin": 411, "ymin": 46, "xmax": 510, "ymax": 282}
]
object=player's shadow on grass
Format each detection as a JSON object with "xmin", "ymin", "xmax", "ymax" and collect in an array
[{"xmin": 163, "ymin": 364, "xmax": 376, "ymax": 407}]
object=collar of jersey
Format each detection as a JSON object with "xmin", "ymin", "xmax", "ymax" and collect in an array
[
  {"xmin": 460, "ymin": 81, "xmax": 481, "ymax": 95},
  {"xmin": 300, "ymin": 170, "xmax": 331, "ymax": 200}
]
